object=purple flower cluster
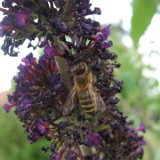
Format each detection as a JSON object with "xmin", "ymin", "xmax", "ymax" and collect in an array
[
  {"xmin": 3, "ymin": 50, "xmax": 145, "ymax": 159},
  {"xmin": 1, "ymin": 0, "xmax": 145, "ymax": 159},
  {"xmin": 4, "ymin": 52, "xmax": 69, "ymax": 143},
  {"xmin": 0, "ymin": 0, "xmax": 104, "ymax": 56}
]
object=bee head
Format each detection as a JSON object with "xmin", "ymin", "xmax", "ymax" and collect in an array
[{"xmin": 73, "ymin": 62, "xmax": 89, "ymax": 75}]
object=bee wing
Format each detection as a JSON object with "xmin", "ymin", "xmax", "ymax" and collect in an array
[
  {"xmin": 95, "ymin": 92, "xmax": 106, "ymax": 112},
  {"xmin": 90, "ymin": 86, "xmax": 106, "ymax": 112},
  {"xmin": 62, "ymin": 87, "xmax": 78, "ymax": 116}
]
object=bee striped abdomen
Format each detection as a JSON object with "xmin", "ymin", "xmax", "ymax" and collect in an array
[{"xmin": 78, "ymin": 89, "xmax": 95, "ymax": 113}]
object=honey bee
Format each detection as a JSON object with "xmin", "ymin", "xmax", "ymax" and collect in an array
[{"xmin": 62, "ymin": 62, "xmax": 106, "ymax": 115}]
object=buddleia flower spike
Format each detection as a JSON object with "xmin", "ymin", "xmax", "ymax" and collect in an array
[{"xmin": 1, "ymin": 0, "xmax": 145, "ymax": 159}]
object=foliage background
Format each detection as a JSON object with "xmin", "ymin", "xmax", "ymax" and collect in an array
[{"xmin": 0, "ymin": 0, "xmax": 160, "ymax": 160}]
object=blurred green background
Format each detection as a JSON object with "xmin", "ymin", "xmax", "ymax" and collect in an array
[{"xmin": 0, "ymin": 0, "xmax": 160, "ymax": 160}]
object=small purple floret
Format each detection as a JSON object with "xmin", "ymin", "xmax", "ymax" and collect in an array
[
  {"xmin": 100, "ymin": 25, "xmax": 111, "ymax": 40},
  {"xmin": 3, "ymin": 104, "xmax": 13, "ymax": 112},
  {"xmin": 51, "ymin": 153, "xmax": 61, "ymax": 160},
  {"xmin": 85, "ymin": 132, "xmax": 101, "ymax": 146},
  {"xmin": 15, "ymin": 11, "xmax": 29, "ymax": 27},
  {"xmin": 101, "ymin": 41, "xmax": 113, "ymax": 48},
  {"xmin": 22, "ymin": 53, "xmax": 36, "ymax": 66},
  {"xmin": 94, "ymin": 7, "xmax": 101, "ymax": 15},
  {"xmin": 45, "ymin": 45, "xmax": 58, "ymax": 57},
  {"xmin": 136, "ymin": 123, "xmax": 145, "ymax": 132},
  {"xmin": 37, "ymin": 118, "xmax": 49, "ymax": 134},
  {"xmin": 91, "ymin": 34, "xmax": 103, "ymax": 41},
  {"xmin": 39, "ymin": 39, "xmax": 48, "ymax": 48}
]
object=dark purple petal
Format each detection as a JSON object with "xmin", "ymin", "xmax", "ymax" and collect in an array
[
  {"xmin": 39, "ymin": 39, "xmax": 48, "ymax": 48},
  {"xmin": 85, "ymin": 132, "xmax": 101, "ymax": 147},
  {"xmin": 94, "ymin": 7, "xmax": 101, "ymax": 15},
  {"xmin": 100, "ymin": 25, "xmax": 111, "ymax": 40},
  {"xmin": 82, "ymin": 9, "xmax": 87, "ymax": 15},
  {"xmin": 101, "ymin": 40, "xmax": 113, "ymax": 48},
  {"xmin": 37, "ymin": 118, "xmax": 49, "ymax": 133},
  {"xmin": 138, "ymin": 141, "xmax": 145, "ymax": 145},
  {"xmin": 48, "ymin": 75, "xmax": 63, "ymax": 90},
  {"xmin": 44, "ymin": 45, "xmax": 58, "ymax": 57},
  {"xmin": 91, "ymin": 34, "xmax": 103, "ymax": 41},
  {"xmin": 21, "ymin": 53, "xmax": 36, "ymax": 66},
  {"xmin": 136, "ymin": 123, "xmax": 145, "ymax": 132},
  {"xmin": 51, "ymin": 153, "xmax": 61, "ymax": 160},
  {"xmin": 3, "ymin": 103, "xmax": 14, "ymax": 112},
  {"xmin": 15, "ymin": 11, "xmax": 30, "ymax": 27}
]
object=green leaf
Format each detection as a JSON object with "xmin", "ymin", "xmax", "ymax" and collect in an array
[
  {"xmin": 54, "ymin": 117, "xmax": 64, "ymax": 124},
  {"xmin": 131, "ymin": 0, "xmax": 157, "ymax": 47},
  {"xmin": 155, "ymin": 0, "xmax": 160, "ymax": 3},
  {"xmin": 93, "ymin": 125, "xmax": 110, "ymax": 132}
]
